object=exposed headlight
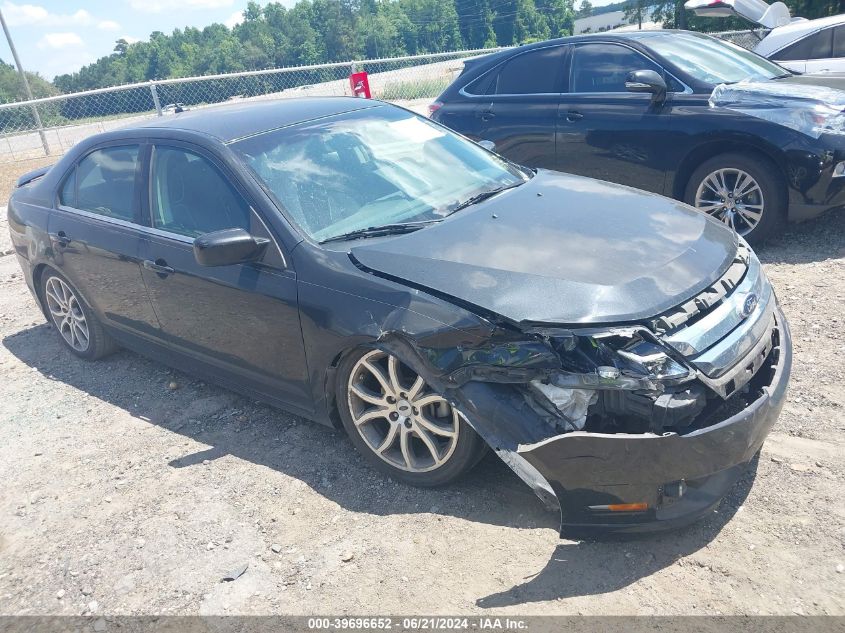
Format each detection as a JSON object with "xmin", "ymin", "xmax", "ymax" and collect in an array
[{"xmin": 616, "ymin": 339, "xmax": 692, "ymax": 382}]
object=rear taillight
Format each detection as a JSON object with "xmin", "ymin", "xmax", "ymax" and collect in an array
[{"xmin": 428, "ymin": 101, "xmax": 443, "ymax": 116}]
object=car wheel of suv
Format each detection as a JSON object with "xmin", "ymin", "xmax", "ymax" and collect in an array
[
  {"xmin": 337, "ymin": 348, "xmax": 486, "ymax": 486},
  {"xmin": 40, "ymin": 269, "xmax": 118, "ymax": 360},
  {"xmin": 685, "ymin": 153, "xmax": 785, "ymax": 244}
]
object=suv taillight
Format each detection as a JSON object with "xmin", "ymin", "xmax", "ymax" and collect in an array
[{"xmin": 428, "ymin": 101, "xmax": 443, "ymax": 116}]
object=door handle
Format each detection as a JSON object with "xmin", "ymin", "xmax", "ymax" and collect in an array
[
  {"xmin": 52, "ymin": 231, "xmax": 71, "ymax": 247},
  {"xmin": 564, "ymin": 111, "xmax": 584, "ymax": 122},
  {"xmin": 143, "ymin": 259, "xmax": 175, "ymax": 275},
  {"xmin": 481, "ymin": 110, "xmax": 495, "ymax": 122}
]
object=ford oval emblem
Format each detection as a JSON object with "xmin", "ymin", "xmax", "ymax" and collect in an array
[{"xmin": 740, "ymin": 293, "xmax": 758, "ymax": 318}]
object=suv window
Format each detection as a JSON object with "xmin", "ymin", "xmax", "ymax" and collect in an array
[
  {"xmin": 833, "ymin": 26, "xmax": 845, "ymax": 58},
  {"xmin": 494, "ymin": 46, "xmax": 566, "ymax": 95},
  {"xmin": 68, "ymin": 145, "xmax": 140, "ymax": 221},
  {"xmin": 571, "ymin": 43, "xmax": 663, "ymax": 93},
  {"xmin": 773, "ymin": 28, "xmax": 833, "ymax": 61},
  {"xmin": 150, "ymin": 146, "xmax": 251, "ymax": 238}
]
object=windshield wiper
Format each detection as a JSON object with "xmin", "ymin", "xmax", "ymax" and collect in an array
[
  {"xmin": 444, "ymin": 181, "xmax": 524, "ymax": 216},
  {"xmin": 319, "ymin": 220, "xmax": 438, "ymax": 244}
]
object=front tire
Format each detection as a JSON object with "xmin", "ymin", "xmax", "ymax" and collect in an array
[
  {"xmin": 684, "ymin": 152, "xmax": 786, "ymax": 244},
  {"xmin": 40, "ymin": 269, "xmax": 118, "ymax": 360},
  {"xmin": 337, "ymin": 348, "xmax": 486, "ymax": 487}
]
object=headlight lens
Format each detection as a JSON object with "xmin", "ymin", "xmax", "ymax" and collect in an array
[{"xmin": 616, "ymin": 339, "xmax": 692, "ymax": 381}]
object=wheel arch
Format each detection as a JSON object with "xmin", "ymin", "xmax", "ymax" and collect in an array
[
  {"xmin": 31, "ymin": 263, "xmax": 54, "ymax": 321},
  {"xmin": 672, "ymin": 140, "xmax": 789, "ymax": 203},
  {"xmin": 323, "ymin": 344, "xmax": 370, "ymax": 431}
]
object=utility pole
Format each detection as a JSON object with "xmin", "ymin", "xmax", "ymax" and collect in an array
[{"xmin": 0, "ymin": 8, "xmax": 50, "ymax": 155}]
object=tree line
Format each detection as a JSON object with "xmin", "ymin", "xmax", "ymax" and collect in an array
[
  {"xmin": 52, "ymin": 0, "xmax": 576, "ymax": 94},
  {"xmin": 1, "ymin": 0, "xmax": 844, "ymax": 110}
]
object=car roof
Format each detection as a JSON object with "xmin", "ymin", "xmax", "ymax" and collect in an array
[
  {"xmin": 757, "ymin": 15, "xmax": 845, "ymax": 56},
  {"xmin": 471, "ymin": 29, "xmax": 712, "ymax": 58},
  {"xmin": 130, "ymin": 96, "xmax": 380, "ymax": 142}
]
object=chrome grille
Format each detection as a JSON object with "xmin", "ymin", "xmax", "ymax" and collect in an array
[
  {"xmin": 651, "ymin": 242, "xmax": 750, "ymax": 334},
  {"xmin": 652, "ymin": 241, "xmax": 777, "ymax": 398}
]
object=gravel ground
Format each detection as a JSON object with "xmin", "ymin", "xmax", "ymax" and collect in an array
[{"xmin": 0, "ymin": 172, "xmax": 843, "ymax": 616}]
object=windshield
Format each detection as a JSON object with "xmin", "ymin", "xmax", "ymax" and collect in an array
[
  {"xmin": 646, "ymin": 32, "xmax": 788, "ymax": 85},
  {"xmin": 232, "ymin": 106, "xmax": 527, "ymax": 242}
]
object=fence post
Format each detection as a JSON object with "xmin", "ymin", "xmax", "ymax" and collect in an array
[
  {"xmin": 31, "ymin": 102, "xmax": 49, "ymax": 156},
  {"xmin": 149, "ymin": 81, "xmax": 163, "ymax": 116},
  {"xmin": 0, "ymin": 9, "xmax": 50, "ymax": 156}
]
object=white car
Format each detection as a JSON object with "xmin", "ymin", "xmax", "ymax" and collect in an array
[{"xmin": 686, "ymin": 0, "xmax": 845, "ymax": 73}]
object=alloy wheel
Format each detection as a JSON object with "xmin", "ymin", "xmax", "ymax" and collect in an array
[
  {"xmin": 694, "ymin": 168, "xmax": 764, "ymax": 236},
  {"xmin": 44, "ymin": 276, "xmax": 90, "ymax": 352},
  {"xmin": 347, "ymin": 350, "xmax": 460, "ymax": 473}
]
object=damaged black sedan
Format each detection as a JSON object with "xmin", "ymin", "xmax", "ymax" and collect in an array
[{"xmin": 7, "ymin": 97, "xmax": 792, "ymax": 536}]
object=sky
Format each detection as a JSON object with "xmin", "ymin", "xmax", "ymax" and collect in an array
[
  {"xmin": 0, "ymin": 0, "xmax": 620, "ymax": 80},
  {"xmin": 0, "ymin": 0, "xmax": 294, "ymax": 79}
]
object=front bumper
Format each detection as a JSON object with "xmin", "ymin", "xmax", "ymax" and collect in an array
[{"xmin": 518, "ymin": 307, "xmax": 792, "ymax": 537}]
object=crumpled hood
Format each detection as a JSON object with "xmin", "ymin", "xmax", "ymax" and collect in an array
[
  {"xmin": 712, "ymin": 77, "xmax": 845, "ymax": 139},
  {"xmin": 350, "ymin": 171, "xmax": 738, "ymax": 325}
]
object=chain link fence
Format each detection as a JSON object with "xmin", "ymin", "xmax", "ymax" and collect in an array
[
  {"xmin": 0, "ymin": 30, "xmax": 769, "ymax": 163},
  {"xmin": 0, "ymin": 48, "xmax": 505, "ymax": 163},
  {"xmin": 712, "ymin": 28, "xmax": 770, "ymax": 50}
]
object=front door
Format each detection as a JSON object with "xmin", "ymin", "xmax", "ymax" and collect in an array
[
  {"xmin": 556, "ymin": 42, "xmax": 673, "ymax": 194},
  {"xmin": 48, "ymin": 143, "xmax": 160, "ymax": 338},
  {"xmin": 138, "ymin": 143, "xmax": 312, "ymax": 412},
  {"xmin": 469, "ymin": 45, "xmax": 567, "ymax": 170}
]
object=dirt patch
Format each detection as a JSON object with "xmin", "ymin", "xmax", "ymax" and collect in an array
[
  {"xmin": 0, "ymin": 168, "xmax": 843, "ymax": 615},
  {"xmin": 0, "ymin": 156, "xmax": 55, "ymax": 207}
]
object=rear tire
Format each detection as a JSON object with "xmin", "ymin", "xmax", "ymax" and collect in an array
[
  {"xmin": 40, "ymin": 269, "xmax": 118, "ymax": 360},
  {"xmin": 337, "ymin": 348, "xmax": 486, "ymax": 487},
  {"xmin": 684, "ymin": 152, "xmax": 786, "ymax": 244}
]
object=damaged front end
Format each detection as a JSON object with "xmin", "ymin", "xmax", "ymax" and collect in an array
[{"xmin": 375, "ymin": 241, "xmax": 792, "ymax": 536}]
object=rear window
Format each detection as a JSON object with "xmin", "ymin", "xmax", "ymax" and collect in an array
[
  {"xmin": 58, "ymin": 170, "xmax": 75, "ymax": 206},
  {"xmin": 66, "ymin": 146, "xmax": 140, "ymax": 222},
  {"xmin": 492, "ymin": 46, "xmax": 566, "ymax": 95}
]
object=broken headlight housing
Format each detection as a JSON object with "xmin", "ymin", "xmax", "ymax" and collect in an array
[{"xmin": 526, "ymin": 329, "xmax": 701, "ymax": 434}]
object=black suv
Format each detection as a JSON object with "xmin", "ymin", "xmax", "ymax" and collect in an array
[{"xmin": 431, "ymin": 30, "xmax": 845, "ymax": 242}]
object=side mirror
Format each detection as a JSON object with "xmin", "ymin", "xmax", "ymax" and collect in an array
[
  {"xmin": 477, "ymin": 139, "xmax": 496, "ymax": 151},
  {"xmin": 193, "ymin": 228, "xmax": 269, "ymax": 267},
  {"xmin": 625, "ymin": 70, "xmax": 667, "ymax": 101}
]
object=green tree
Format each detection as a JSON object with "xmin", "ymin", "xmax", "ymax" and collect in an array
[
  {"xmin": 576, "ymin": 0, "xmax": 592, "ymax": 18},
  {"xmin": 539, "ymin": 0, "xmax": 575, "ymax": 38},
  {"xmin": 624, "ymin": 0, "xmax": 647, "ymax": 29}
]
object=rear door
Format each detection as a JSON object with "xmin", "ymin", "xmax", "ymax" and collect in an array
[
  {"xmin": 467, "ymin": 45, "xmax": 568, "ymax": 170},
  {"xmin": 770, "ymin": 26, "xmax": 835, "ymax": 74},
  {"xmin": 48, "ymin": 143, "xmax": 160, "ymax": 337},
  {"xmin": 556, "ymin": 42, "xmax": 674, "ymax": 193},
  {"xmin": 811, "ymin": 25, "xmax": 845, "ymax": 73},
  {"xmin": 138, "ymin": 142, "xmax": 312, "ymax": 412}
]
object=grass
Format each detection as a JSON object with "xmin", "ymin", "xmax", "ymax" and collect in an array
[{"xmin": 379, "ymin": 76, "xmax": 451, "ymax": 101}]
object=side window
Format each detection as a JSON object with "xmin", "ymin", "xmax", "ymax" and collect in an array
[
  {"xmin": 464, "ymin": 71, "xmax": 497, "ymax": 96},
  {"xmin": 493, "ymin": 46, "xmax": 566, "ymax": 95},
  {"xmin": 58, "ymin": 168, "xmax": 76, "ymax": 207},
  {"xmin": 74, "ymin": 146, "xmax": 140, "ymax": 221},
  {"xmin": 150, "ymin": 146, "xmax": 251, "ymax": 238},
  {"xmin": 571, "ymin": 43, "xmax": 663, "ymax": 93},
  {"xmin": 833, "ymin": 26, "xmax": 845, "ymax": 57},
  {"xmin": 773, "ymin": 28, "xmax": 833, "ymax": 61}
]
